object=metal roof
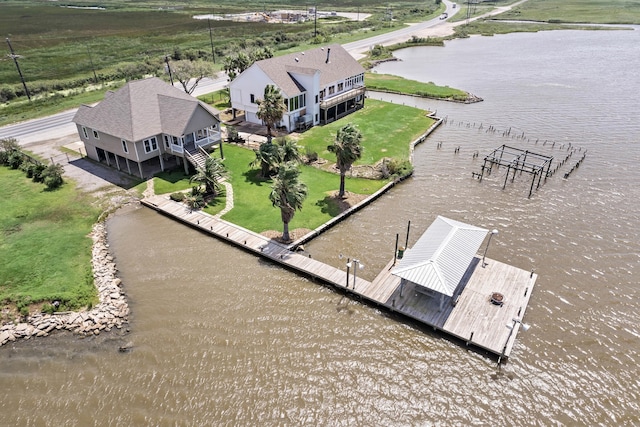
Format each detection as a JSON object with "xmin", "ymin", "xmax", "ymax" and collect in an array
[{"xmin": 391, "ymin": 216, "xmax": 489, "ymax": 297}]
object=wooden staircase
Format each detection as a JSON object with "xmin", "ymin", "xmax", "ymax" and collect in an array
[{"xmin": 184, "ymin": 144, "xmax": 208, "ymax": 171}]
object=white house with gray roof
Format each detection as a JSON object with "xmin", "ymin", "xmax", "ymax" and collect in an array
[
  {"xmin": 229, "ymin": 44, "xmax": 365, "ymax": 132},
  {"xmin": 72, "ymin": 77, "xmax": 221, "ymax": 178}
]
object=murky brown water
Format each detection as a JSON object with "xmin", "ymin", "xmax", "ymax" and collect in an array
[{"xmin": 2, "ymin": 29, "xmax": 639, "ymax": 425}]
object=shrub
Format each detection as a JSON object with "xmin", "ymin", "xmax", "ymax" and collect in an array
[
  {"xmin": 305, "ymin": 146, "xmax": 318, "ymax": 164},
  {"xmin": 41, "ymin": 164, "xmax": 64, "ymax": 190},
  {"xmin": 31, "ymin": 164, "xmax": 47, "ymax": 182},
  {"xmin": 7, "ymin": 151, "xmax": 24, "ymax": 169},
  {"xmin": 170, "ymin": 192, "xmax": 186, "ymax": 202},
  {"xmin": 386, "ymin": 158, "xmax": 414, "ymax": 178},
  {"xmin": 0, "ymin": 86, "xmax": 16, "ymax": 102},
  {"xmin": 22, "ymin": 162, "xmax": 39, "ymax": 178},
  {"xmin": 41, "ymin": 303, "xmax": 56, "ymax": 314},
  {"xmin": 184, "ymin": 192, "xmax": 205, "ymax": 210},
  {"xmin": 226, "ymin": 125, "xmax": 240, "ymax": 142}
]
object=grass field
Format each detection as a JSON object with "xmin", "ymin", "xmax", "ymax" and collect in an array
[
  {"xmin": 0, "ymin": 167, "xmax": 100, "ymax": 315},
  {"xmin": 498, "ymin": 0, "xmax": 640, "ymax": 24},
  {"xmin": 300, "ymin": 99, "xmax": 435, "ymax": 165},
  {"xmin": 451, "ymin": 0, "xmax": 640, "ymax": 38},
  {"xmin": 219, "ymin": 144, "xmax": 387, "ymax": 233},
  {"xmin": 366, "ymin": 73, "xmax": 469, "ymax": 101}
]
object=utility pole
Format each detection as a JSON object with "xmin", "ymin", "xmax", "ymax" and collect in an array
[
  {"xmin": 6, "ymin": 38, "xmax": 31, "ymax": 102},
  {"xmin": 85, "ymin": 43, "xmax": 98, "ymax": 84},
  {"xmin": 164, "ymin": 55, "xmax": 174, "ymax": 86},
  {"xmin": 208, "ymin": 18, "xmax": 216, "ymax": 64}
]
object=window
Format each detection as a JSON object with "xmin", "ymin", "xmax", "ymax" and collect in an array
[
  {"xmin": 82, "ymin": 127, "xmax": 88, "ymax": 139},
  {"xmin": 122, "ymin": 140, "xmax": 129, "ymax": 153},
  {"xmin": 143, "ymin": 137, "xmax": 158, "ymax": 153},
  {"xmin": 93, "ymin": 130, "xmax": 99, "ymax": 139},
  {"xmin": 328, "ymin": 86, "xmax": 335, "ymax": 95},
  {"xmin": 338, "ymin": 83, "xmax": 344, "ymax": 92},
  {"xmin": 163, "ymin": 135, "xmax": 171, "ymax": 149},
  {"xmin": 315, "ymin": 95, "xmax": 318, "ymax": 104},
  {"xmin": 250, "ymin": 94, "xmax": 255, "ymax": 103}
]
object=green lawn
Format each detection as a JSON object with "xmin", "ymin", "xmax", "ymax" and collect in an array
[
  {"xmin": 219, "ymin": 144, "xmax": 387, "ymax": 233},
  {"xmin": 150, "ymin": 100, "xmax": 433, "ymax": 233},
  {"xmin": 0, "ymin": 167, "xmax": 100, "ymax": 313},
  {"xmin": 299, "ymin": 99, "xmax": 435, "ymax": 165},
  {"xmin": 366, "ymin": 73, "xmax": 470, "ymax": 101},
  {"xmin": 153, "ymin": 169, "xmax": 192, "ymax": 195}
]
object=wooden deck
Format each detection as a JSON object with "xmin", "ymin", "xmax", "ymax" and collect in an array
[
  {"xmin": 142, "ymin": 195, "xmax": 536, "ymax": 359},
  {"xmin": 365, "ymin": 256, "xmax": 537, "ymax": 358},
  {"xmin": 141, "ymin": 195, "xmax": 370, "ymax": 292}
]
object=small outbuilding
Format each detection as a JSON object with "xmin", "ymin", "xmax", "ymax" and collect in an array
[{"xmin": 392, "ymin": 216, "xmax": 489, "ymax": 308}]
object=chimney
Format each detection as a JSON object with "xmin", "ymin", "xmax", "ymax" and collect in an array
[{"xmin": 325, "ymin": 47, "xmax": 331, "ymax": 63}]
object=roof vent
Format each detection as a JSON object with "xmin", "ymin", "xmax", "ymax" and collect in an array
[
  {"xmin": 325, "ymin": 47, "xmax": 331, "ymax": 63},
  {"xmin": 295, "ymin": 57, "xmax": 299, "ymax": 62}
]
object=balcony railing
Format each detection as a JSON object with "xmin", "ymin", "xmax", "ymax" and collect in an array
[{"xmin": 320, "ymin": 86, "xmax": 366, "ymax": 109}]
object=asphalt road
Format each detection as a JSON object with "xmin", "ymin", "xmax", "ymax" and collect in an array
[{"xmin": 0, "ymin": 0, "xmax": 477, "ymax": 146}]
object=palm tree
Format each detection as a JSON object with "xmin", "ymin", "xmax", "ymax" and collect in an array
[
  {"xmin": 276, "ymin": 137, "xmax": 303, "ymax": 165},
  {"xmin": 189, "ymin": 156, "xmax": 227, "ymax": 196},
  {"xmin": 251, "ymin": 137, "xmax": 303, "ymax": 178},
  {"xmin": 327, "ymin": 123, "xmax": 363, "ymax": 198},
  {"xmin": 251, "ymin": 140, "xmax": 281, "ymax": 178},
  {"xmin": 269, "ymin": 161, "xmax": 308, "ymax": 242},
  {"xmin": 256, "ymin": 84, "xmax": 286, "ymax": 142}
]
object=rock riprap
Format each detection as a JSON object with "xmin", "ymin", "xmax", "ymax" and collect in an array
[{"xmin": 0, "ymin": 223, "xmax": 129, "ymax": 347}]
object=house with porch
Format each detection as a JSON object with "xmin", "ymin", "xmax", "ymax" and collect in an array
[
  {"xmin": 72, "ymin": 77, "xmax": 221, "ymax": 178},
  {"xmin": 229, "ymin": 44, "xmax": 365, "ymax": 133}
]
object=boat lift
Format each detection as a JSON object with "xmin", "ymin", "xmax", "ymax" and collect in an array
[{"xmin": 474, "ymin": 145, "xmax": 554, "ymax": 198}]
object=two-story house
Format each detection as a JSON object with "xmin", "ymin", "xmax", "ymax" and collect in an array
[
  {"xmin": 229, "ymin": 44, "xmax": 365, "ymax": 133},
  {"xmin": 72, "ymin": 77, "xmax": 221, "ymax": 178}
]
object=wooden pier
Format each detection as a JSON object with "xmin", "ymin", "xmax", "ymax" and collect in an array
[{"xmin": 141, "ymin": 195, "xmax": 536, "ymax": 359}]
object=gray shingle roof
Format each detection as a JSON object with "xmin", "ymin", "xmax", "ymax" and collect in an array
[
  {"xmin": 391, "ymin": 216, "xmax": 489, "ymax": 297},
  {"xmin": 254, "ymin": 44, "xmax": 364, "ymax": 96},
  {"xmin": 72, "ymin": 77, "xmax": 219, "ymax": 142}
]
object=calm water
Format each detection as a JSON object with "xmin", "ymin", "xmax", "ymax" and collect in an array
[{"xmin": 2, "ymin": 29, "xmax": 639, "ymax": 426}]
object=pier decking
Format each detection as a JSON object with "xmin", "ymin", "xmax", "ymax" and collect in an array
[{"xmin": 141, "ymin": 195, "xmax": 536, "ymax": 359}]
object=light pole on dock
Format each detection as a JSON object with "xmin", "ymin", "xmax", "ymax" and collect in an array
[
  {"xmin": 346, "ymin": 259, "xmax": 364, "ymax": 290},
  {"xmin": 482, "ymin": 229, "xmax": 498, "ymax": 267}
]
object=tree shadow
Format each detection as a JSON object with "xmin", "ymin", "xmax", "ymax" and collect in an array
[
  {"xmin": 155, "ymin": 169, "xmax": 191, "ymax": 184},
  {"xmin": 242, "ymin": 168, "xmax": 270, "ymax": 186},
  {"xmin": 315, "ymin": 194, "xmax": 348, "ymax": 217}
]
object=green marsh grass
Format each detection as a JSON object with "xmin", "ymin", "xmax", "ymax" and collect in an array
[
  {"xmin": 0, "ymin": 167, "xmax": 100, "ymax": 310},
  {"xmin": 366, "ymin": 73, "xmax": 469, "ymax": 101}
]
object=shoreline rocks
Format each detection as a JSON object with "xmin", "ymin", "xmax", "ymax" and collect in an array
[{"xmin": 0, "ymin": 222, "xmax": 129, "ymax": 347}]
